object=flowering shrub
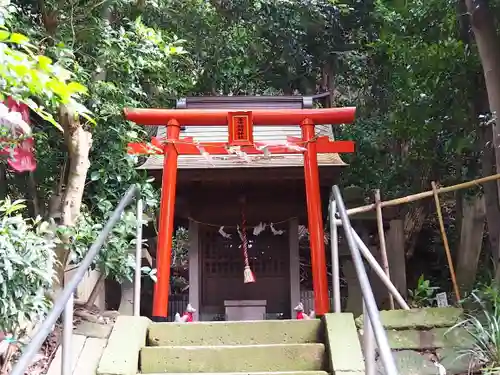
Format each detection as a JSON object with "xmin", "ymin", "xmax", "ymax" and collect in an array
[{"xmin": 0, "ymin": 198, "xmax": 57, "ymax": 335}]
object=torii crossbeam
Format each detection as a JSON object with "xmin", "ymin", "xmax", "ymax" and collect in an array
[{"xmin": 125, "ymin": 107, "xmax": 356, "ymax": 320}]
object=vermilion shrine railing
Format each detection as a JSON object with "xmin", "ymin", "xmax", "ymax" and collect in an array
[{"xmin": 125, "ymin": 106, "xmax": 356, "ymax": 320}]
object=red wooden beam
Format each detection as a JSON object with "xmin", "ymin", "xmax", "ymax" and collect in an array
[
  {"xmin": 124, "ymin": 107, "xmax": 356, "ymax": 126},
  {"xmin": 127, "ymin": 137, "xmax": 355, "ymax": 156}
]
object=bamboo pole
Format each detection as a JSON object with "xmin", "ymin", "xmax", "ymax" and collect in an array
[
  {"xmin": 346, "ymin": 173, "xmax": 500, "ymax": 216},
  {"xmin": 375, "ymin": 189, "xmax": 394, "ymax": 309},
  {"xmin": 431, "ymin": 181, "xmax": 461, "ymax": 302}
]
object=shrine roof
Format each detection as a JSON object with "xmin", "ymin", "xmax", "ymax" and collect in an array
[{"xmin": 137, "ymin": 95, "xmax": 349, "ymax": 170}]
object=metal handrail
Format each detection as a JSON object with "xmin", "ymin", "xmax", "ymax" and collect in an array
[
  {"xmin": 11, "ymin": 185, "xmax": 143, "ymax": 375},
  {"xmin": 331, "ymin": 185, "xmax": 398, "ymax": 375}
]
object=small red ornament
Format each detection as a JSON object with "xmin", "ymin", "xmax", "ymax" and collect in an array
[
  {"xmin": 294, "ymin": 302, "xmax": 315, "ymax": 320},
  {"xmin": 296, "ymin": 310, "xmax": 306, "ymax": 320},
  {"xmin": 174, "ymin": 303, "xmax": 196, "ymax": 323}
]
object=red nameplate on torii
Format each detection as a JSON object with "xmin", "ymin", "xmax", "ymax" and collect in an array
[{"xmin": 228, "ymin": 111, "xmax": 253, "ymax": 146}]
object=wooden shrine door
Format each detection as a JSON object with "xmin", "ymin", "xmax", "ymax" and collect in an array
[{"xmin": 200, "ymin": 224, "xmax": 290, "ymax": 319}]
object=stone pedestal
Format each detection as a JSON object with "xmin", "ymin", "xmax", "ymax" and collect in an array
[
  {"xmin": 343, "ymin": 260, "xmax": 363, "ymax": 316},
  {"xmin": 224, "ymin": 300, "xmax": 267, "ymax": 321}
]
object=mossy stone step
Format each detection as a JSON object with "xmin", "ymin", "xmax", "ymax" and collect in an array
[
  {"xmin": 148, "ymin": 320, "xmax": 322, "ymax": 346},
  {"xmin": 140, "ymin": 343, "xmax": 326, "ymax": 374},
  {"xmin": 356, "ymin": 308, "xmax": 463, "ymax": 330},
  {"xmin": 376, "ymin": 351, "xmax": 437, "ymax": 375},
  {"xmin": 323, "ymin": 313, "xmax": 364, "ymax": 374},
  {"xmin": 384, "ymin": 326, "xmax": 473, "ymax": 350}
]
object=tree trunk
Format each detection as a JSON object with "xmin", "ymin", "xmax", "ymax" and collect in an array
[
  {"xmin": 60, "ymin": 105, "xmax": 91, "ymax": 226},
  {"xmin": 456, "ymin": 195, "xmax": 486, "ymax": 295},
  {"xmin": 34, "ymin": 1, "xmax": 98, "ymax": 298},
  {"xmin": 27, "ymin": 172, "xmax": 42, "ymax": 217},
  {"xmin": 54, "ymin": 104, "xmax": 92, "ymax": 288},
  {"xmin": 480, "ymin": 121, "xmax": 500, "ymax": 267},
  {"xmin": 85, "ymin": 273, "xmax": 105, "ymax": 309},
  {"xmin": 466, "ymin": 0, "xmax": 500, "ymax": 282},
  {"xmin": 403, "ymin": 167, "xmax": 434, "ymax": 258}
]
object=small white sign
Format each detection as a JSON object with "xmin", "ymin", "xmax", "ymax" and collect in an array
[{"xmin": 436, "ymin": 292, "xmax": 449, "ymax": 307}]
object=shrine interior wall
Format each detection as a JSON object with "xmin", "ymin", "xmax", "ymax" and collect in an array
[{"xmin": 183, "ymin": 180, "xmax": 311, "ymax": 320}]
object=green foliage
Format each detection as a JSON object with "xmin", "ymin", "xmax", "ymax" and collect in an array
[
  {"xmin": 340, "ymin": 0, "xmax": 481, "ymax": 197},
  {"xmin": 60, "ymin": 209, "xmax": 147, "ymax": 283},
  {"xmin": 450, "ymin": 285, "xmax": 500, "ymax": 374},
  {"xmin": 0, "ymin": 2, "xmax": 91, "ymax": 129},
  {"xmin": 172, "ymin": 227, "xmax": 188, "ymax": 266},
  {"xmin": 408, "ymin": 274, "xmax": 440, "ymax": 308},
  {"xmin": 140, "ymin": 0, "xmax": 349, "ymax": 94},
  {"xmin": 0, "ymin": 197, "xmax": 57, "ymax": 335}
]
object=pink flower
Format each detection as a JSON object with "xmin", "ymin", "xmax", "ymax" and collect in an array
[
  {"xmin": 0, "ymin": 98, "xmax": 36, "ymax": 173},
  {"xmin": 7, "ymin": 137, "xmax": 36, "ymax": 172}
]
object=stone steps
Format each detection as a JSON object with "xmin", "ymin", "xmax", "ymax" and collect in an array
[
  {"xmin": 140, "ymin": 343, "xmax": 326, "ymax": 374},
  {"xmin": 140, "ymin": 371, "xmax": 330, "ymax": 375},
  {"xmin": 97, "ymin": 314, "xmax": 367, "ymax": 375},
  {"xmin": 46, "ymin": 334, "xmax": 107, "ymax": 375},
  {"xmin": 148, "ymin": 320, "xmax": 323, "ymax": 346}
]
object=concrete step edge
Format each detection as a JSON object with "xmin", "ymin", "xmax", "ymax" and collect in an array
[
  {"xmin": 139, "ymin": 372, "xmax": 329, "ymax": 375},
  {"xmin": 143, "ymin": 343, "xmax": 325, "ymax": 350},
  {"xmin": 149, "ymin": 320, "xmax": 322, "ymax": 326}
]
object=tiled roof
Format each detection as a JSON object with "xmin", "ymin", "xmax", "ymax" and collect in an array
[
  {"xmin": 137, "ymin": 123, "xmax": 347, "ymax": 170},
  {"xmin": 138, "ymin": 95, "xmax": 349, "ymax": 170}
]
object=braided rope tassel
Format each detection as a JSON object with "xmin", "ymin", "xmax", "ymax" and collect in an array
[{"xmin": 240, "ymin": 198, "xmax": 255, "ymax": 283}]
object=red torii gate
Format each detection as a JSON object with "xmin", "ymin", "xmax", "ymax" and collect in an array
[{"xmin": 125, "ymin": 107, "xmax": 356, "ymax": 320}]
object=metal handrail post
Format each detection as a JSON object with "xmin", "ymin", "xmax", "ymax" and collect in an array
[
  {"xmin": 351, "ymin": 230, "xmax": 410, "ymax": 310},
  {"xmin": 61, "ymin": 293, "xmax": 74, "ymax": 375},
  {"xmin": 332, "ymin": 185, "xmax": 398, "ymax": 375},
  {"xmin": 134, "ymin": 197, "xmax": 143, "ymax": 317},
  {"xmin": 11, "ymin": 185, "xmax": 139, "ymax": 375},
  {"xmin": 363, "ymin": 301, "xmax": 375, "ymax": 375},
  {"xmin": 330, "ymin": 218, "xmax": 410, "ymax": 310},
  {"xmin": 329, "ymin": 196, "xmax": 341, "ymax": 312}
]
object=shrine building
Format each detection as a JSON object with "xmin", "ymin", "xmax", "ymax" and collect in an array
[{"xmin": 128, "ymin": 95, "xmax": 356, "ymax": 321}]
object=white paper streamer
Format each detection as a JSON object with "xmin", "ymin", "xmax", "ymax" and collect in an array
[
  {"xmin": 146, "ymin": 143, "xmax": 163, "ymax": 154},
  {"xmin": 195, "ymin": 142, "xmax": 215, "ymax": 166},
  {"xmin": 270, "ymin": 223, "xmax": 284, "ymax": 235},
  {"xmin": 284, "ymin": 141, "xmax": 306, "ymax": 152},
  {"xmin": 255, "ymin": 144, "xmax": 272, "ymax": 159},
  {"xmin": 218, "ymin": 226, "xmax": 232, "ymax": 239},
  {"xmin": 253, "ymin": 222, "xmax": 266, "ymax": 236},
  {"xmin": 227, "ymin": 146, "xmax": 252, "ymax": 163}
]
